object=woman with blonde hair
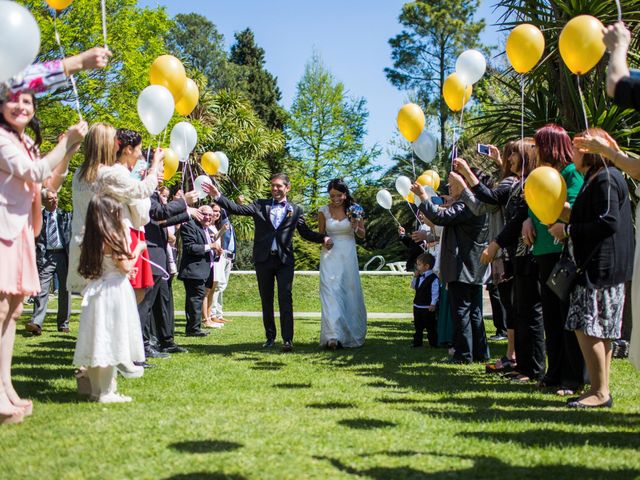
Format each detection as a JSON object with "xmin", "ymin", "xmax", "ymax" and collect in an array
[{"xmin": 67, "ymin": 123, "xmax": 118, "ymax": 295}]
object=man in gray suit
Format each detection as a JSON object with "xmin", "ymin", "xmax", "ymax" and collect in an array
[{"xmin": 26, "ymin": 189, "xmax": 72, "ymax": 335}]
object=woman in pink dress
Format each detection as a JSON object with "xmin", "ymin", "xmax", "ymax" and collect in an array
[{"xmin": 0, "ymin": 91, "xmax": 86, "ymax": 424}]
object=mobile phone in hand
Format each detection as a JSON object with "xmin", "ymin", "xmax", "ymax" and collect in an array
[
  {"xmin": 477, "ymin": 143, "xmax": 491, "ymax": 156},
  {"xmin": 431, "ymin": 196, "xmax": 445, "ymax": 205},
  {"xmin": 630, "ymin": 69, "xmax": 640, "ymax": 79}
]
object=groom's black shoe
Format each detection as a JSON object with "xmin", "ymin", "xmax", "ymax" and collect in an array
[
  {"xmin": 282, "ymin": 341, "xmax": 293, "ymax": 352},
  {"xmin": 263, "ymin": 339, "xmax": 275, "ymax": 348}
]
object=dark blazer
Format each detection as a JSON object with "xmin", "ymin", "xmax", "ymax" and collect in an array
[
  {"xmin": 178, "ymin": 219, "xmax": 214, "ymax": 281},
  {"xmin": 35, "ymin": 208, "xmax": 72, "ymax": 264},
  {"xmin": 145, "ymin": 192, "xmax": 189, "ymax": 275},
  {"xmin": 419, "ymin": 199, "xmax": 489, "ymax": 285},
  {"xmin": 214, "ymin": 195, "xmax": 325, "ymax": 265},
  {"xmin": 569, "ymin": 166, "xmax": 634, "ymax": 288}
]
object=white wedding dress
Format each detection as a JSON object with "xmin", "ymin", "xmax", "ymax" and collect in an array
[{"xmin": 319, "ymin": 205, "xmax": 367, "ymax": 347}]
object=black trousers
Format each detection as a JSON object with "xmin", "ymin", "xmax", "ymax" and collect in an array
[
  {"xmin": 31, "ymin": 251, "xmax": 70, "ymax": 329},
  {"xmin": 255, "ymin": 255, "xmax": 295, "ymax": 342},
  {"xmin": 448, "ymin": 282, "xmax": 489, "ymax": 363},
  {"xmin": 487, "ymin": 283, "xmax": 508, "ymax": 336},
  {"xmin": 497, "ymin": 278, "xmax": 515, "ymax": 330},
  {"xmin": 183, "ymin": 278, "xmax": 206, "ymax": 335},
  {"xmin": 537, "ymin": 253, "xmax": 587, "ymax": 388},
  {"xmin": 513, "ymin": 261, "xmax": 545, "ymax": 379},
  {"xmin": 151, "ymin": 276, "xmax": 175, "ymax": 347},
  {"xmin": 413, "ymin": 307, "xmax": 438, "ymax": 347}
]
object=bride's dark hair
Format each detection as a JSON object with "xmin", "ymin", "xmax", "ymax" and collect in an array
[{"xmin": 327, "ymin": 178, "xmax": 354, "ymax": 214}]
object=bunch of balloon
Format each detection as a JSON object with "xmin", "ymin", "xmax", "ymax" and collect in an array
[
  {"xmin": 0, "ymin": 2, "xmax": 40, "ymax": 82},
  {"xmin": 395, "ymin": 175, "xmax": 422, "ymax": 224},
  {"xmin": 524, "ymin": 166, "xmax": 567, "ymax": 225},
  {"xmin": 416, "ymin": 170, "xmax": 440, "ymax": 191},
  {"xmin": 376, "ymin": 189, "xmax": 402, "ymax": 227},
  {"xmin": 506, "ymin": 24, "xmax": 545, "ymax": 146},
  {"xmin": 150, "ymin": 55, "xmax": 200, "ymax": 117},
  {"xmin": 558, "ymin": 15, "xmax": 606, "ymax": 128},
  {"xmin": 46, "ymin": 0, "xmax": 73, "ymax": 9}
]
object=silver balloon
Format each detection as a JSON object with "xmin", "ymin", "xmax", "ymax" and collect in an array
[
  {"xmin": 215, "ymin": 151, "xmax": 229, "ymax": 174},
  {"xmin": 137, "ymin": 85, "xmax": 174, "ymax": 135},
  {"xmin": 0, "ymin": 2, "xmax": 41, "ymax": 83},
  {"xmin": 170, "ymin": 122, "xmax": 198, "ymax": 160},
  {"xmin": 376, "ymin": 189, "xmax": 393, "ymax": 210},
  {"xmin": 412, "ymin": 130, "xmax": 437, "ymax": 163}
]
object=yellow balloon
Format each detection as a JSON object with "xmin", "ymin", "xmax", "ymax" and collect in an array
[
  {"xmin": 559, "ymin": 15, "xmax": 605, "ymax": 75},
  {"xmin": 175, "ymin": 78, "xmax": 199, "ymax": 116},
  {"xmin": 405, "ymin": 192, "xmax": 415, "ymax": 204},
  {"xmin": 442, "ymin": 73, "xmax": 472, "ymax": 112},
  {"xmin": 46, "ymin": 0, "xmax": 73, "ymax": 9},
  {"xmin": 506, "ymin": 24, "xmax": 545, "ymax": 74},
  {"xmin": 397, "ymin": 103, "xmax": 425, "ymax": 142},
  {"xmin": 163, "ymin": 148, "xmax": 180, "ymax": 181},
  {"xmin": 416, "ymin": 170, "xmax": 440, "ymax": 191},
  {"xmin": 524, "ymin": 166, "xmax": 567, "ymax": 224},
  {"xmin": 201, "ymin": 152, "xmax": 220, "ymax": 176},
  {"xmin": 150, "ymin": 55, "xmax": 187, "ymax": 102}
]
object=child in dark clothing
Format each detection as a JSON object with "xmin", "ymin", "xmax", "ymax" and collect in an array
[{"xmin": 411, "ymin": 253, "xmax": 439, "ymax": 347}]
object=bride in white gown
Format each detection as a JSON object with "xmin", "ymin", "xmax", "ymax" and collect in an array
[{"xmin": 318, "ymin": 179, "xmax": 367, "ymax": 348}]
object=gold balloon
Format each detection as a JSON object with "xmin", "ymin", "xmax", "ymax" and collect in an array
[
  {"xmin": 175, "ymin": 78, "xmax": 199, "ymax": 116},
  {"xmin": 506, "ymin": 24, "xmax": 545, "ymax": 74},
  {"xmin": 416, "ymin": 170, "xmax": 440, "ymax": 191},
  {"xmin": 559, "ymin": 15, "xmax": 606, "ymax": 75},
  {"xmin": 46, "ymin": 0, "xmax": 73, "ymax": 9},
  {"xmin": 524, "ymin": 166, "xmax": 567, "ymax": 224},
  {"xmin": 397, "ymin": 103, "xmax": 425, "ymax": 142},
  {"xmin": 405, "ymin": 192, "xmax": 415, "ymax": 204},
  {"xmin": 201, "ymin": 152, "xmax": 220, "ymax": 176},
  {"xmin": 163, "ymin": 148, "xmax": 180, "ymax": 181},
  {"xmin": 150, "ymin": 55, "xmax": 187, "ymax": 102},
  {"xmin": 442, "ymin": 73, "xmax": 472, "ymax": 112}
]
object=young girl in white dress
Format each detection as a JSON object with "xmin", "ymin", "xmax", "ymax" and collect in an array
[{"xmin": 73, "ymin": 194, "xmax": 146, "ymax": 403}]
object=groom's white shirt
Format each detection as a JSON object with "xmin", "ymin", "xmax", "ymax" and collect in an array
[{"xmin": 270, "ymin": 199, "xmax": 288, "ymax": 251}]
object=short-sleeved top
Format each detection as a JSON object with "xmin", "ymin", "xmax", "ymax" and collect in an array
[{"xmin": 529, "ymin": 163, "xmax": 584, "ymax": 256}]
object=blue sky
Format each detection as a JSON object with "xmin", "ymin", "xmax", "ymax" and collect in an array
[{"xmin": 139, "ymin": 1, "xmax": 504, "ymax": 161}]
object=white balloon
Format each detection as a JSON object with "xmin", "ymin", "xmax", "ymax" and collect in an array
[
  {"xmin": 455, "ymin": 49, "xmax": 486, "ymax": 86},
  {"xmin": 214, "ymin": 151, "xmax": 229, "ymax": 175},
  {"xmin": 412, "ymin": 131, "xmax": 438, "ymax": 163},
  {"xmin": 424, "ymin": 186, "xmax": 437, "ymax": 199},
  {"xmin": 395, "ymin": 176, "xmax": 412, "ymax": 198},
  {"xmin": 413, "ymin": 193, "xmax": 422, "ymax": 206},
  {"xmin": 170, "ymin": 122, "xmax": 198, "ymax": 160},
  {"xmin": 376, "ymin": 189, "xmax": 393, "ymax": 210},
  {"xmin": 0, "ymin": 2, "xmax": 41, "ymax": 83},
  {"xmin": 137, "ymin": 85, "xmax": 174, "ymax": 135},
  {"xmin": 193, "ymin": 174, "xmax": 213, "ymax": 200}
]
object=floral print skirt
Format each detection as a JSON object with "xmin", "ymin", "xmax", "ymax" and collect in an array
[{"xmin": 565, "ymin": 283, "xmax": 625, "ymax": 340}]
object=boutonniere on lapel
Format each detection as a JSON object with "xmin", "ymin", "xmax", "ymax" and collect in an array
[{"xmin": 285, "ymin": 204, "xmax": 294, "ymax": 219}]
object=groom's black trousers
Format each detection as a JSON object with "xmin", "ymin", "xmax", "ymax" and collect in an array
[{"xmin": 255, "ymin": 254, "xmax": 295, "ymax": 342}]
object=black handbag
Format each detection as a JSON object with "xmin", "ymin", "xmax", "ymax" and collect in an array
[{"xmin": 546, "ymin": 239, "xmax": 602, "ymax": 302}]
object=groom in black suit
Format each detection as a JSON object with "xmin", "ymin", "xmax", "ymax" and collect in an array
[{"xmin": 206, "ymin": 173, "xmax": 332, "ymax": 351}]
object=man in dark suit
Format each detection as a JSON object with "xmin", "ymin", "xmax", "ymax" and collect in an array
[
  {"xmin": 412, "ymin": 174, "xmax": 490, "ymax": 364},
  {"xmin": 26, "ymin": 189, "xmax": 72, "ymax": 335},
  {"xmin": 178, "ymin": 205, "xmax": 222, "ymax": 337},
  {"xmin": 205, "ymin": 173, "xmax": 332, "ymax": 352},
  {"xmin": 137, "ymin": 189, "xmax": 198, "ymax": 361}
]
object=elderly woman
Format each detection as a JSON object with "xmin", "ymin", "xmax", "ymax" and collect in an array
[
  {"xmin": 549, "ymin": 128, "xmax": 634, "ymax": 408},
  {"xmin": 0, "ymin": 90, "xmax": 86, "ymax": 423}
]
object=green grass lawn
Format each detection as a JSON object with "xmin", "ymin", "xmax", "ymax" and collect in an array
[
  {"xmin": 2, "ymin": 310, "xmax": 640, "ymax": 479},
  {"xmin": 43, "ymin": 273, "xmax": 414, "ymax": 313}
]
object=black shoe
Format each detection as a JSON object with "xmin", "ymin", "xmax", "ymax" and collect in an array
[
  {"xmin": 145, "ymin": 347, "xmax": 170, "ymax": 359},
  {"xmin": 567, "ymin": 396, "xmax": 613, "ymax": 409},
  {"xmin": 160, "ymin": 344, "xmax": 188, "ymax": 354},
  {"xmin": 134, "ymin": 361, "xmax": 155, "ymax": 369},
  {"xmin": 282, "ymin": 341, "xmax": 293, "ymax": 352},
  {"xmin": 58, "ymin": 327, "xmax": 70, "ymax": 333},
  {"xmin": 185, "ymin": 331, "xmax": 210, "ymax": 337},
  {"xmin": 262, "ymin": 339, "xmax": 275, "ymax": 348}
]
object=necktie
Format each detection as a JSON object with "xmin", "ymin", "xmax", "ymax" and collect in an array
[{"xmin": 46, "ymin": 212, "xmax": 60, "ymax": 249}]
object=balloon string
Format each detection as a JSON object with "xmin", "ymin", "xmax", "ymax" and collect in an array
[
  {"xmin": 225, "ymin": 175, "xmax": 242, "ymax": 195},
  {"xmin": 451, "ymin": 91, "xmax": 466, "ymax": 170},
  {"xmin": 53, "ymin": 12, "xmax": 83, "ymax": 121},
  {"xmin": 101, "ymin": 0, "xmax": 108, "ymax": 49},
  {"xmin": 140, "ymin": 255, "xmax": 170, "ymax": 281},
  {"xmin": 407, "ymin": 201, "xmax": 423, "ymax": 225},
  {"xmin": 411, "ymin": 151, "xmax": 416, "ymax": 178},
  {"xmin": 576, "ymin": 75, "xmax": 590, "ymax": 130},
  {"xmin": 387, "ymin": 210, "xmax": 402, "ymax": 227},
  {"xmin": 520, "ymin": 74, "xmax": 525, "ymax": 188},
  {"xmin": 616, "ymin": 0, "xmax": 623, "ymax": 22}
]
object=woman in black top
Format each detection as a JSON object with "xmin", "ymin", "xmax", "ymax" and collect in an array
[{"xmin": 549, "ymin": 128, "xmax": 634, "ymax": 408}]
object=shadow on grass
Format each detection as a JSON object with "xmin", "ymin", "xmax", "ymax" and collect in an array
[
  {"xmin": 163, "ymin": 473, "xmax": 247, "ymax": 480},
  {"xmin": 250, "ymin": 361, "xmax": 286, "ymax": 371},
  {"xmin": 169, "ymin": 440, "xmax": 243, "ymax": 454},
  {"xmin": 337, "ymin": 418, "xmax": 396, "ymax": 429},
  {"xmin": 314, "ymin": 453, "xmax": 640, "ymax": 479},
  {"xmin": 307, "ymin": 401, "xmax": 357, "ymax": 410},
  {"xmin": 273, "ymin": 382, "xmax": 312, "ymax": 389},
  {"xmin": 460, "ymin": 429, "xmax": 640, "ymax": 449}
]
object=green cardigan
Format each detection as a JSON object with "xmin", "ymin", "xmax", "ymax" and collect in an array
[{"xmin": 529, "ymin": 163, "xmax": 584, "ymax": 256}]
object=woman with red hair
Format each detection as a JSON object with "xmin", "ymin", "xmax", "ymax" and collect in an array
[{"xmin": 521, "ymin": 124, "xmax": 587, "ymax": 394}]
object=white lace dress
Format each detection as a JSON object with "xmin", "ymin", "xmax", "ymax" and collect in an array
[
  {"xmin": 73, "ymin": 255, "xmax": 144, "ymax": 367},
  {"xmin": 67, "ymin": 171, "xmax": 96, "ymax": 294},
  {"xmin": 319, "ymin": 205, "xmax": 367, "ymax": 347}
]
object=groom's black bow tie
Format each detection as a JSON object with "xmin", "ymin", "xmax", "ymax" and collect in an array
[{"xmin": 274, "ymin": 201, "xmax": 286, "ymax": 207}]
